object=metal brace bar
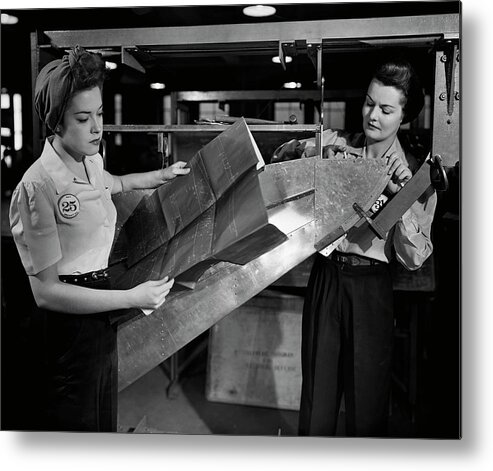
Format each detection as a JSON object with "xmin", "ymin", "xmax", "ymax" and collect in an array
[
  {"xmin": 444, "ymin": 42, "xmax": 458, "ymax": 116},
  {"xmin": 278, "ymin": 41, "xmax": 286, "ymax": 71},
  {"xmin": 307, "ymin": 40, "xmax": 324, "ymax": 157},
  {"xmin": 353, "ymin": 202, "xmax": 386, "ymax": 239},
  {"xmin": 306, "ymin": 40, "xmax": 322, "ymax": 86},
  {"xmin": 45, "ymin": 14, "xmax": 459, "ymax": 49},
  {"xmin": 436, "ymin": 40, "xmax": 459, "ymax": 116},
  {"xmin": 431, "ymin": 40, "xmax": 460, "ymax": 167},
  {"xmin": 278, "ymin": 40, "xmax": 295, "ymax": 71},
  {"xmin": 121, "ymin": 46, "xmax": 145, "ymax": 73},
  {"xmin": 316, "ymin": 42, "xmax": 323, "ymax": 89}
]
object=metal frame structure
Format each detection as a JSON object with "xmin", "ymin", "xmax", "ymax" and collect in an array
[
  {"xmin": 29, "ymin": 12, "xmax": 460, "ymax": 393},
  {"xmin": 40, "ymin": 15, "xmax": 459, "ymax": 50},
  {"xmin": 31, "ymin": 13, "xmax": 460, "ymax": 166}
]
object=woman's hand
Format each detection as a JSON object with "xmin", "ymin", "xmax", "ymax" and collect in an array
[
  {"xmin": 128, "ymin": 276, "xmax": 175, "ymax": 313},
  {"xmin": 115, "ymin": 162, "xmax": 190, "ymax": 193},
  {"xmin": 272, "ymin": 139, "xmax": 306, "ymax": 162},
  {"xmin": 159, "ymin": 161, "xmax": 190, "ymax": 181},
  {"xmin": 385, "ymin": 151, "xmax": 413, "ymax": 195}
]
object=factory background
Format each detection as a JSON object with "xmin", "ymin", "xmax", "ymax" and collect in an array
[{"xmin": 1, "ymin": 0, "xmax": 463, "ymax": 449}]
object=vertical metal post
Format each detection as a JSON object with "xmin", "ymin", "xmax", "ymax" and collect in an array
[
  {"xmin": 169, "ymin": 92, "xmax": 178, "ymax": 161},
  {"xmin": 156, "ymin": 132, "xmax": 169, "ymax": 168},
  {"xmin": 317, "ymin": 76, "xmax": 325, "ymax": 158},
  {"xmin": 316, "ymin": 42, "xmax": 323, "ymax": 158}
]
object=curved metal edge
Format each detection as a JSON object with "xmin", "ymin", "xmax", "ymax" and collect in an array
[{"xmin": 117, "ymin": 221, "xmax": 316, "ymax": 391}]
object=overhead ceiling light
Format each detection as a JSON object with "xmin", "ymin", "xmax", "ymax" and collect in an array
[
  {"xmin": 1, "ymin": 13, "xmax": 19, "ymax": 25},
  {"xmin": 150, "ymin": 83, "xmax": 166, "ymax": 90},
  {"xmin": 272, "ymin": 55, "xmax": 292, "ymax": 64},
  {"xmin": 282, "ymin": 82, "xmax": 302, "ymax": 89},
  {"xmin": 1, "ymin": 93, "xmax": 10, "ymax": 109},
  {"xmin": 242, "ymin": 5, "xmax": 276, "ymax": 18}
]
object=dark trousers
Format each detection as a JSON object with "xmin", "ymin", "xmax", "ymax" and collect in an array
[
  {"xmin": 299, "ymin": 254, "xmax": 394, "ymax": 437},
  {"xmin": 37, "ymin": 278, "xmax": 118, "ymax": 432}
]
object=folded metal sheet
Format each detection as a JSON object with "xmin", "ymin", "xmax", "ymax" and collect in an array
[{"xmin": 112, "ymin": 148, "xmax": 391, "ymax": 390}]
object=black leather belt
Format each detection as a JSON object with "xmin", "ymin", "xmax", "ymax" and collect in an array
[
  {"xmin": 59, "ymin": 268, "xmax": 110, "ymax": 284},
  {"xmin": 331, "ymin": 251, "xmax": 384, "ymax": 267}
]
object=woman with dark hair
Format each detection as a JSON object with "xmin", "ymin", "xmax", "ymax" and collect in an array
[
  {"xmin": 9, "ymin": 46, "xmax": 190, "ymax": 432},
  {"xmin": 273, "ymin": 58, "xmax": 437, "ymax": 437}
]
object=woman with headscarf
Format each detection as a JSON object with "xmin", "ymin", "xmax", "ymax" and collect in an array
[
  {"xmin": 9, "ymin": 46, "xmax": 190, "ymax": 432},
  {"xmin": 273, "ymin": 57, "xmax": 437, "ymax": 437}
]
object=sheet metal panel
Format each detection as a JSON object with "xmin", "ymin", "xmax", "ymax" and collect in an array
[
  {"xmin": 115, "ymin": 155, "xmax": 390, "ymax": 391},
  {"xmin": 117, "ymin": 219, "xmax": 315, "ymax": 391},
  {"xmin": 315, "ymin": 157, "xmax": 390, "ymax": 243}
]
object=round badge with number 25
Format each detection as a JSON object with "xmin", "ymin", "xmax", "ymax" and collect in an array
[{"xmin": 58, "ymin": 194, "xmax": 80, "ymax": 219}]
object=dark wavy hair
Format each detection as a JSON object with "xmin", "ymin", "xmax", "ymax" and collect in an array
[
  {"xmin": 70, "ymin": 49, "xmax": 107, "ymax": 94},
  {"xmin": 372, "ymin": 58, "xmax": 424, "ymax": 124}
]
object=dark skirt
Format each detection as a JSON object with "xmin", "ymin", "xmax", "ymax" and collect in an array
[
  {"xmin": 37, "ymin": 277, "xmax": 118, "ymax": 432},
  {"xmin": 299, "ymin": 253, "xmax": 394, "ymax": 437}
]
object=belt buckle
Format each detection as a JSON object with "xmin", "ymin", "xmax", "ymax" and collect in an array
[
  {"xmin": 342, "ymin": 254, "xmax": 358, "ymax": 266},
  {"xmin": 91, "ymin": 271, "xmax": 99, "ymax": 280},
  {"xmin": 340, "ymin": 254, "xmax": 360, "ymax": 266}
]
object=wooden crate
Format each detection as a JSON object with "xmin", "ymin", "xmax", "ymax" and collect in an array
[{"xmin": 206, "ymin": 290, "xmax": 303, "ymax": 410}]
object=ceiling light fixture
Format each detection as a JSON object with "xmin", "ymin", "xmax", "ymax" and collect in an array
[
  {"xmin": 150, "ymin": 83, "xmax": 166, "ymax": 90},
  {"xmin": 272, "ymin": 55, "xmax": 292, "ymax": 64},
  {"xmin": 282, "ymin": 82, "xmax": 302, "ymax": 89},
  {"xmin": 1, "ymin": 93, "xmax": 10, "ymax": 109},
  {"xmin": 1, "ymin": 13, "xmax": 19, "ymax": 25},
  {"xmin": 242, "ymin": 5, "xmax": 276, "ymax": 18}
]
